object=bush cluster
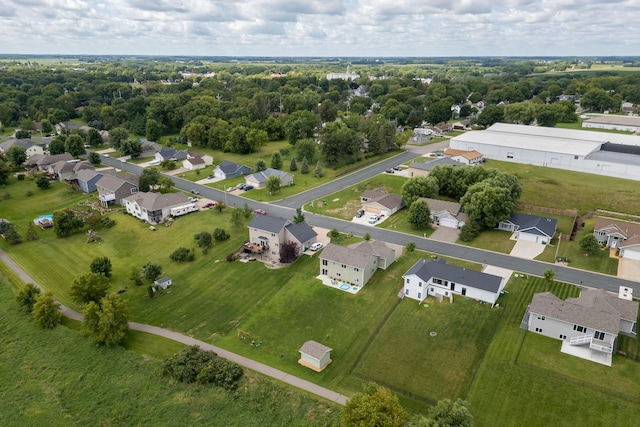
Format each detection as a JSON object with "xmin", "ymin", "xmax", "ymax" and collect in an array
[{"xmin": 162, "ymin": 346, "xmax": 243, "ymax": 390}]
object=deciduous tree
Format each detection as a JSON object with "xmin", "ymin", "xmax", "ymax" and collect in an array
[
  {"xmin": 460, "ymin": 181, "xmax": 514, "ymax": 229},
  {"xmin": 342, "ymin": 383, "xmax": 408, "ymax": 427},
  {"xmin": 32, "ymin": 292, "xmax": 62, "ymax": 329},
  {"xmin": 266, "ymin": 174, "xmax": 281, "ymax": 194},
  {"xmin": 71, "ymin": 272, "xmax": 110, "ymax": 305},
  {"xmin": 6, "ymin": 145, "xmax": 27, "ymax": 166},
  {"xmin": 90, "ymin": 256, "xmax": 113, "ymax": 278},
  {"xmin": 279, "ymin": 240, "xmax": 299, "ymax": 263},
  {"xmin": 580, "ymin": 234, "xmax": 600, "ymax": 256},
  {"xmin": 194, "ymin": 231, "xmax": 213, "ymax": 253},
  {"xmin": 407, "ymin": 200, "xmax": 432, "ymax": 229},
  {"xmin": 16, "ymin": 283, "xmax": 41, "ymax": 312},
  {"xmin": 401, "ymin": 176, "xmax": 439, "ymax": 207},
  {"xmin": 82, "ymin": 294, "xmax": 129, "ymax": 346},
  {"xmin": 53, "ymin": 208, "xmax": 84, "ymax": 237},
  {"xmin": 142, "ymin": 263, "xmax": 162, "ymax": 282}
]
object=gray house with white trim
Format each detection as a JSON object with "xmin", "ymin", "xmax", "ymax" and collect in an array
[
  {"xmin": 213, "ymin": 161, "xmax": 252, "ymax": 179},
  {"xmin": 245, "ymin": 168, "xmax": 293, "ymax": 188},
  {"xmin": 319, "ymin": 240, "xmax": 396, "ymax": 288},
  {"xmin": 498, "ymin": 212, "xmax": 557, "ymax": 244}
]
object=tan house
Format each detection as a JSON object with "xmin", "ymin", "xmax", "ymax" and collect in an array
[
  {"xmin": 247, "ymin": 215, "xmax": 317, "ymax": 262},
  {"xmin": 24, "ymin": 153, "xmax": 74, "ymax": 171},
  {"xmin": 319, "ymin": 240, "xmax": 396, "ymax": 288},
  {"xmin": 0, "ymin": 138, "xmax": 45, "ymax": 158},
  {"xmin": 96, "ymin": 173, "xmax": 139, "ymax": 206},
  {"xmin": 444, "ymin": 148, "xmax": 484, "ymax": 165},
  {"xmin": 182, "ymin": 152, "xmax": 213, "ymax": 170},
  {"xmin": 361, "ymin": 188, "xmax": 404, "ymax": 217},
  {"xmin": 417, "ymin": 197, "xmax": 467, "ymax": 229}
]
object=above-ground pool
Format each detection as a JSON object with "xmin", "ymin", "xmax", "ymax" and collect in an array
[{"xmin": 33, "ymin": 214, "xmax": 54, "ymax": 224}]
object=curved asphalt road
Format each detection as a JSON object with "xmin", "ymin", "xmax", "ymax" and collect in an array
[{"xmin": 0, "ymin": 248, "xmax": 348, "ymax": 406}]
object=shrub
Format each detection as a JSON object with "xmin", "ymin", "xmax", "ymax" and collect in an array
[
  {"xmin": 17, "ymin": 174, "xmax": 25, "ymax": 181},
  {"xmin": 163, "ymin": 346, "xmax": 243, "ymax": 389},
  {"xmin": 279, "ymin": 148, "xmax": 290, "ymax": 156},
  {"xmin": 406, "ymin": 241, "xmax": 416, "ymax": 252},
  {"xmin": 36, "ymin": 176, "xmax": 50, "ymax": 189},
  {"xmin": 16, "ymin": 283, "xmax": 41, "ymax": 312},
  {"xmin": 170, "ymin": 247, "xmax": 196, "ymax": 262},
  {"xmin": 213, "ymin": 228, "xmax": 230, "ymax": 241}
]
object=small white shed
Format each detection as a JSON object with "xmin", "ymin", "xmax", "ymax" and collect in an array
[
  {"xmin": 154, "ymin": 276, "xmax": 172, "ymax": 290},
  {"xmin": 298, "ymin": 340, "xmax": 332, "ymax": 372}
]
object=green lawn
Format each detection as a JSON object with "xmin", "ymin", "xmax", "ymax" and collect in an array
[
  {"xmin": 0, "ymin": 279, "xmax": 341, "ymax": 427},
  {"xmin": 467, "ymin": 276, "xmax": 640, "ymax": 426},
  {"xmin": 457, "ymin": 229, "xmax": 516, "ymax": 254},
  {"xmin": 556, "ymin": 119, "xmax": 636, "ymax": 134}
]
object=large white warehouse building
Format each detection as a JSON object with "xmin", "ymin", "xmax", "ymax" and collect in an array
[{"xmin": 449, "ymin": 123, "xmax": 640, "ymax": 181}]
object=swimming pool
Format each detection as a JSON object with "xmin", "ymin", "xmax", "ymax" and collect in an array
[
  {"xmin": 33, "ymin": 214, "xmax": 54, "ymax": 224},
  {"xmin": 339, "ymin": 283, "xmax": 350, "ymax": 290}
]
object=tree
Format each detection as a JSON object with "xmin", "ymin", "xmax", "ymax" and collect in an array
[
  {"xmin": 403, "ymin": 175, "xmax": 440, "ymax": 205},
  {"xmin": 6, "ymin": 145, "xmax": 27, "ymax": 166},
  {"xmin": 157, "ymin": 176, "xmax": 174, "ymax": 190},
  {"xmin": 41, "ymin": 119, "xmax": 53, "ymax": 134},
  {"xmin": 270, "ymin": 152, "xmax": 283, "ymax": 170},
  {"xmin": 170, "ymin": 247, "xmax": 195, "ymax": 262},
  {"xmin": 292, "ymin": 207, "xmax": 305, "ymax": 224},
  {"xmin": 194, "ymin": 231, "xmax": 213, "ymax": 253},
  {"xmin": 318, "ymin": 99, "xmax": 338, "ymax": 123},
  {"xmin": 82, "ymin": 294, "xmax": 129, "ymax": 346},
  {"xmin": 476, "ymin": 104, "xmax": 504, "ymax": 127},
  {"xmin": 65, "ymin": 133, "xmax": 86, "ymax": 157},
  {"xmin": 242, "ymin": 203, "xmax": 253, "ymax": 219},
  {"xmin": 300, "ymin": 156, "xmax": 309, "ymax": 174},
  {"xmin": 139, "ymin": 167, "xmax": 160, "ymax": 192},
  {"xmin": 504, "ymin": 102, "xmax": 536, "ymax": 125},
  {"xmin": 2, "ymin": 223, "xmax": 22, "ymax": 244},
  {"xmin": 458, "ymin": 219, "xmax": 482, "ymax": 242},
  {"xmin": 579, "ymin": 234, "xmax": 599, "ymax": 256},
  {"xmin": 314, "ymin": 161, "xmax": 323, "ymax": 177},
  {"xmin": 406, "ymin": 241, "xmax": 416, "ymax": 252},
  {"xmin": 32, "ymin": 292, "xmax": 62, "ymax": 329},
  {"xmin": 428, "ymin": 398, "xmax": 475, "ymax": 427},
  {"xmin": 460, "ymin": 181, "xmax": 515, "ymax": 229},
  {"xmin": 581, "ymin": 88, "xmax": 614, "ymax": 112},
  {"xmin": 296, "ymin": 139, "xmax": 316, "ymax": 163},
  {"xmin": 0, "ymin": 160, "xmax": 9, "ymax": 185},
  {"xmin": 544, "ymin": 269, "xmax": 555, "ymax": 286},
  {"xmin": 88, "ymin": 151, "xmax": 101, "ymax": 165},
  {"xmin": 90, "ymin": 256, "xmax": 113, "ymax": 278},
  {"xmin": 120, "ymin": 139, "xmax": 142, "ymax": 158},
  {"xmin": 266, "ymin": 174, "xmax": 281, "ymax": 194},
  {"xmin": 230, "ymin": 209, "xmax": 244, "ymax": 231},
  {"xmin": 26, "ymin": 222, "xmax": 39, "ymax": 241},
  {"xmin": 142, "ymin": 263, "xmax": 162, "ymax": 282},
  {"xmin": 342, "ymin": 383, "xmax": 408, "ymax": 427},
  {"xmin": 53, "ymin": 208, "xmax": 84, "ymax": 237},
  {"xmin": 246, "ymin": 128, "xmax": 268, "ymax": 152},
  {"xmin": 279, "ymin": 241, "xmax": 299, "ymax": 263},
  {"xmin": 16, "ymin": 283, "xmax": 41, "ymax": 312},
  {"xmin": 109, "ymin": 127, "xmax": 129, "ymax": 149},
  {"xmin": 146, "ymin": 118, "xmax": 163, "ymax": 141},
  {"xmin": 364, "ymin": 232, "xmax": 371, "ymax": 241},
  {"xmin": 48, "ymin": 136, "xmax": 66, "ymax": 155},
  {"xmin": 36, "ymin": 175, "xmax": 50, "ymax": 189},
  {"xmin": 289, "ymin": 156, "xmax": 297, "ymax": 171},
  {"xmin": 15, "ymin": 129, "xmax": 31, "ymax": 139},
  {"xmin": 366, "ymin": 115, "xmax": 397, "ymax": 154},
  {"xmin": 408, "ymin": 200, "xmax": 432, "ymax": 229},
  {"xmin": 425, "ymin": 99, "xmax": 454, "ymax": 125},
  {"xmin": 86, "ymin": 128, "xmax": 103, "ymax": 147},
  {"xmin": 71, "ymin": 272, "xmax": 110, "ymax": 305},
  {"xmin": 213, "ymin": 228, "xmax": 230, "ymax": 241},
  {"xmin": 162, "ymin": 346, "xmax": 243, "ymax": 389},
  {"xmin": 254, "ymin": 159, "xmax": 267, "ymax": 172}
]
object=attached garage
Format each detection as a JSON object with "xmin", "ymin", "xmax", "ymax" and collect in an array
[
  {"xmin": 620, "ymin": 246, "xmax": 640, "ymax": 261},
  {"xmin": 440, "ymin": 217, "xmax": 461, "ymax": 229}
]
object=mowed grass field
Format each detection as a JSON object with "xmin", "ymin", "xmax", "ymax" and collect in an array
[
  {"xmin": 0, "ymin": 279, "xmax": 341, "ymax": 427},
  {"xmin": 467, "ymin": 276, "xmax": 640, "ymax": 427}
]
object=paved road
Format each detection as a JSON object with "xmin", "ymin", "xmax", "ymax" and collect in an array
[{"xmin": 0, "ymin": 248, "xmax": 348, "ymax": 406}]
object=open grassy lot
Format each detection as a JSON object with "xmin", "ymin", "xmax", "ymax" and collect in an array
[
  {"xmin": 556, "ymin": 119, "xmax": 636, "ymax": 134},
  {"xmin": 467, "ymin": 276, "xmax": 640, "ymax": 426},
  {"xmin": 353, "ymin": 296, "xmax": 502, "ymax": 404},
  {"xmin": 0, "ymin": 280, "xmax": 341, "ymax": 427},
  {"xmin": 457, "ymin": 229, "xmax": 516, "ymax": 254},
  {"xmin": 484, "ymin": 159, "xmax": 640, "ymax": 215}
]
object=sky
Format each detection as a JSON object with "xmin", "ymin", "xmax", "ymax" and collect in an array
[{"xmin": 1, "ymin": 0, "xmax": 639, "ymax": 57}]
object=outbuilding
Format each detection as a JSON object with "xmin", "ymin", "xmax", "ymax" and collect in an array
[
  {"xmin": 298, "ymin": 340, "xmax": 332, "ymax": 372},
  {"xmin": 154, "ymin": 276, "xmax": 172, "ymax": 290}
]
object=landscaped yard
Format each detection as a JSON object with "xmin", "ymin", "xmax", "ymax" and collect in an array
[{"xmin": 457, "ymin": 229, "xmax": 517, "ymax": 254}]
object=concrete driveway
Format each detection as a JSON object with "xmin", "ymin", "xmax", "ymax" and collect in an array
[
  {"xmin": 618, "ymin": 257, "xmax": 640, "ymax": 281},
  {"xmin": 510, "ymin": 240, "xmax": 545, "ymax": 259},
  {"xmin": 430, "ymin": 226, "xmax": 460, "ymax": 243}
]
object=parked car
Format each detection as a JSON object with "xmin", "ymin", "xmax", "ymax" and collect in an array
[
  {"xmin": 203, "ymin": 202, "xmax": 215, "ymax": 208},
  {"xmin": 368, "ymin": 215, "xmax": 379, "ymax": 224},
  {"xmin": 244, "ymin": 185, "xmax": 254, "ymax": 191},
  {"xmin": 190, "ymin": 189, "xmax": 200, "ymax": 195},
  {"xmin": 385, "ymin": 169, "xmax": 394, "ymax": 173},
  {"xmin": 253, "ymin": 208, "xmax": 266, "ymax": 215},
  {"xmin": 226, "ymin": 187, "xmax": 235, "ymax": 192},
  {"xmin": 310, "ymin": 242, "xmax": 323, "ymax": 251},
  {"xmin": 355, "ymin": 209, "xmax": 365, "ymax": 218},
  {"xmin": 207, "ymin": 175, "xmax": 215, "ymax": 179},
  {"xmin": 393, "ymin": 165, "xmax": 402, "ymax": 171},
  {"xmin": 236, "ymin": 183, "xmax": 245, "ymax": 190},
  {"xmin": 188, "ymin": 197, "xmax": 199, "ymax": 203}
]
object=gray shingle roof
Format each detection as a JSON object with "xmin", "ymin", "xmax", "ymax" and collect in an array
[
  {"xmin": 403, "ymin": 258, "xmax": 503, "ymax": 293},
  {"xmin": 417, "ymin": 197, "xmax": 463, "ymax": 215},
  {"xmin": 530, "ymin": 289, "xmax": 638, "ymax": 335},
  {"xmin": 409, "ymin": 157, "xmax": 464, "ymax": 171},
  {"xmin": 124, "ymin": 192, "xmax": 190, "ymax": 210},
  {"xmin": 299, "ymin": 340, "xmax": 332, "ymax": 360},
  {"xmin": 286, "ymin": 222, "xmax": 317, "ymax": 243},
  {"xmin": 75, "ymin": 169, "xmax": 102, "ymax": 183},
  {"xmin": 365, "ymin": 193, "xmax": 403, "ymax": 210},
  {"xmin": 248, "ymin": 168, "xmax": 292, "ymax": 183},
  {"xmin": 217, "ymin": 160, "xmax": 251, "ymax": 175},
  {"xmin": 321, "ymin": 240, "xmax": 393, "ymax": 269},
  {"xmin": 96, "ymin": 173, "xmax": 138, "ymax": 192},
  {"xmin": 507, "ymin": 213, "xmax": 557, "ymax": 237},
  {"xmin": 249, "ymin": 214, "xmax": 289, "ymax": 234}
]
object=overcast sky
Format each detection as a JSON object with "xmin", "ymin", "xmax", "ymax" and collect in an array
[{"xmin": 1, "ymin": 0, "xmax": 638, "ymax": 57}]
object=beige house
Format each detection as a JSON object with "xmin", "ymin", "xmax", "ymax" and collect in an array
[
  {"xmin": 182, "ymin": 152, "xmax": 213, "ymax": 170},
  {"xmin": 319, "ymin": 240, "xmax": 396, "ymax": 288},
  {"xmin": 361, "ymin": 188, "xmax": 404, "ymax": 217},
  {"xmin": 444, "ymin": 148, "xmax": 484, "ymax": 165},
  {"xmin": 247, "ymin": 215, "xmax": 317, "ymax": 262},
  {"xmin": 245, "ymin": 168, "xmax": 293, "ymax": 188}
]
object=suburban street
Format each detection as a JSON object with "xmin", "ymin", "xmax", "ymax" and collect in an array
[{"xmin": 98, "ymin": 150, "xmax": 640, "ymax": 295}]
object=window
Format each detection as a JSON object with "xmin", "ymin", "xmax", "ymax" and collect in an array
[
  {"xmin": 594, "ymin": 331, "xmax": 605, "ymax": 340},
  {"xmin": 322, "ymin": 259, "xmax": 328, "ymax": 266},
  {"xmin": 573, "ymin": 325, "xmax": 586, "ymax": 333},
  {"xmin": 418, "ymin": 282, "xmax": 422, "ymax": 287},
  {"xmin": 418, "ymin": 292, "xmax": 421, "ymax": 299},
  {"xmin": 559, "ymin": 335, "xmax": 567, "ymax": 340},
  {"xmin": 433, "ymin": 278, "xmax": 443, "ymax": 285},
  {"xmin": 354, "ymin": 267, "xmax": 359, "ymax": 272},
  {"xmin": 535, "ymin": 328, "xmax": 543, "ymax": 333},
  {"xmin": 574, "ymin": 155, "xmax": 579, "ymax": 160},
  {"xmin": 405, "ymin": 278, "xmax": 409, "ymax": 284},
  {"xmin": 341, "ymin": 264, "xmax": 346, "ymax": 268},
  {"xmin": 405, "ymin": 288, "xmax": 409, "ymax": 295},
  {"xmin": 461, "ymin": 288, "xmax": 466, "ymax": 296},
  {"xmin": 537, "ymin": 315, "xmax": 545, "ymax": 321}
]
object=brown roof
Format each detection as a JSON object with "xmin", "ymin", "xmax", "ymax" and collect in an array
[
  {"xmin": 365, "ymin": 193, "xmax": 403, "ymax": 210},
  {"xmin": 530, "ymin": 289, "xmax": 638, "ymax": 335},
  {"xmin": 299, "ymin": 340, "xmax": 332, "ymax": 360},
  {"xmin": 620, "ymin": 235, "xmax": 640, "ymax": 248},
  {"xmin": 594, "ymin": 217, "xmax": 640, "ymax": 240},
  {"xmin": 444, "ymin": 148, "xmax": 483, "ymax": 160},
  {"xmin": 417, "ymin": 197, "xmax": 462, "ymax": 215},
  {"xmin": 361, "ymin": 188, "xmax": 388, "ymax": 200},
  {"xmin": 348, "ymin": 240, "xmax": 394, "ymax": 260}
]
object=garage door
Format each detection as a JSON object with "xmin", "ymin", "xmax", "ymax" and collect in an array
[
  {"xmin": 517, "ymin": 232, "xmax": 539, "ymax": 243},
  {"xmin": 439, "ymin": 218, "xmax": 459, "ymax": 229},
  {"xmin": 380, "ymin": 209, "xmax": 389, "ymax": 217},
  {"xmin": 621, "ymin": 248, "xmax": 640, "ymax": 261},
  {"xmin": 366, "ymin": 206, "xmax": 380, "ymax": 214}
]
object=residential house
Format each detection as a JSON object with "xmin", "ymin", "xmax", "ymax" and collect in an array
[
  {"xmin": 593, "ymin": 217, "xmax": 640, "ymax": 253},
  {"xmin": 49, "ymin": 160, "xmax": 94, "ymax": 181},
  {"xmin": 0, "ymin": 138, "xmax": 45, "ymax": 158},
  {"xmin": 140, "ymin": 141, "xmax": 162, "ymax": 158},
  {"xmin": 154, "ymin": 276, "xmax": 173, "ymax": 290},
  {"xmin": 96, "ymin": 173, "xmax": 139, "ymax": 206},
  {"xmin": 247, "ymin": 215, "xmax": 317, "ymax": 262},
  {"xmin": 75, "ymin": 168, "xmax": 116, "ymax": 193},
  {"xmin": 155, "ymin": 147, "xmax": 189, "ymax": 163},
  {"xmin": 361, "ymin": 188, "xmax": 404, "ymax": 217},
  {"xmin": 525, "ymin": 288, "xmax": 638, "ymax": 366},
  {"xmin": 622, "ymin": 101, "xmax": 635, "ymax": 114},
  {"xmin": 406, "ymin": 157, "xmax": 464, "ymax": 177},
  {"xmin": 123, "ymin": 192, "xmax": 195, "ymax": 224},
  {"xmin": 402, "ymin": 258, "xmax": 506, "ymax": 305},
  {"xmin": 443, "ymin": 148, "xmax": 484, "ymax": 165},
  {"xmin": 298, "ymin": 340, "xmax": 332, "ymax": 372},
  {"xmin": 213, "ymin": 160, "xmax": 252, "ymax": 179},
  {"xmin": 498, "ymin": 213, "xmax": 558, "ymax": 244},
  {"xmin": 245, "ymin": 168, "xmax": 293, "ymax": 188},
  {"xmin": 619, "ymin": 237, "xmax": 640, "ymax": 260},
  {"xmin": 435, "ymin": 124, "xmax": 452, "ymax": 133},
  {"xmin": 417, "ymin": 197, "xmax": 467, "ymax": 229},
  {"xmin": 452, "ymin": 120, "xmax": 472, "ymax": 131},
  {"xmin": 182, "ymin": 152, "xmax": 213, "ymax": 171},
  {"xmin": 319, "ymin": 240, "xmax": 396, "ymax": 288},
  {"xmin": 24, "ymin": 153, "xmax": 74, "ymax": 171}
]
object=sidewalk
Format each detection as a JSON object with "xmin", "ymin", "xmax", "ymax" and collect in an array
[{"xmin": 0, "ymin": 249, "xmax": 348, "ymax": 406}]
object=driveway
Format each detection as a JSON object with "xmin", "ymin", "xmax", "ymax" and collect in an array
[
  {"xmin": 618, "ymin": 257, "xmax": 640, "ymax": 281},
  {"xmin": 430, "ymin": 226, "xmax": 460, "ymax": 243},
  {"xmin": 509, "ymin": 240, "xmax": 545, "ymax": 259}
]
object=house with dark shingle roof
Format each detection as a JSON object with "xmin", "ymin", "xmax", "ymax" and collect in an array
[
  {"xmin": 96, "ymin": 173, "xmax": 139, "ymax": 206},
  {"xmin": 498, "ymin": 212, "xmax": 557, "ymax": 244},
  {"xmin": 402, "ymin": 258, "xmax": 506, "ymax": 305},
  {"xmin": 247, "ymin": 214, "xmax": 317, "ymax": 262},
  {"xmin": 525, "ymin": 288, "xmax": 638, "ymax": 366},
  {"xmin": 24, "ymin": 153, "xmax": 74, "ymax": 171},
  {"xmin": 155, "ymin": 147, "xmax": 189, "ymax": 162},
  {"xmin": 245, "ymin": 168, "xmax": 293, "ymax": 188},
  {"xmin": 124, "ymin": 191, "xmax": 195, "ymax": 224},
  {"xmin": 298, "ymin": 340, "xmax": 332, "ymax": 372},
  {"xmin": 319, "ymin": 240, "xmax": 396, "ymax": 288},
  {"xmin": 75, "ymin": 168, "xmax": 115, "ymax": 193},
  {"xmin": 417, "ymin": 197, "xmax": 467, "ymax": 229},
  {"xmin": 213, "ymin": 160, "xmax": 252, "ymax": 179}
]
